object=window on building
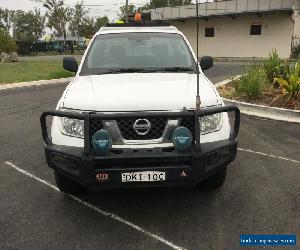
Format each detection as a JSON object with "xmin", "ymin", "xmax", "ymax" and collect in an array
[
  {"xmin": 250, "ymin": 24, "xmax": 262, "ymax": 35},
  {"xmin": 205, "ymin": 27, "xmax": 215, "ymax": 37}
]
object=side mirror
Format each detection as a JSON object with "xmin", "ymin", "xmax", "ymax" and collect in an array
[
  {"xmin": 199, "ymin": 56, "xmax": 213, "ymax": 71},
  {"xmin": 63, "ymin": 57, "xmax": 78, "ymax": 73}
]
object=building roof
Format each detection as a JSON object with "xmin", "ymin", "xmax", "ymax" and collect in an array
[{"xmin": 150, "ymin": 0, "xmax": 298, "ymax": 21}]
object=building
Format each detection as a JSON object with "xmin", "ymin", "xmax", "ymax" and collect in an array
[{"xmin": 150, "ymin": 0, "xmax": 300, "ymax": 58}]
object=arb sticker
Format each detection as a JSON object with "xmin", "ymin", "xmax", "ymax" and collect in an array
[{"xmin": 96, "ymin": 173, "xmax": 109, "ymax": 182}]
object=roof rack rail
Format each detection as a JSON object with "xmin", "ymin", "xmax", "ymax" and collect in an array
[
  {"xmin": 106, "ymin": 22, "xmax": 171, "ymax": 27},
  {"xmin": 106, "ymin": 12, "xmax": 170, "ymax": 27}
]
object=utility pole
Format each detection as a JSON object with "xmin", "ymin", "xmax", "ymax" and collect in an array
[{"xmin": 126, "ymin": 0, "xmax": 129, "ymax": 22}]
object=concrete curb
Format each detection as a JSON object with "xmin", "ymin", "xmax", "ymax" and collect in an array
[
  {"xmin": 215, "ymin": 75, "xmax": 241, "ymax": 88},
  {"xmin": 0, "ymin": 77, "xmax": 73, "ymax": 91},
  {"xmin": 213, "ymin": 57, "xmax": 298, "ymax": 64},
  {"xmin": 221, "ymin": 96, "xmax": 300, "ymax": 124}
]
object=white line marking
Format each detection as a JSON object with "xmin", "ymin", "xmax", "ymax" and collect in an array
[
  {"xmin": 4, "ymin": 161, "xmax": 186, "ymax": 250},
  {"xmin": 238, "ymin": 148, "xmax": 300, "ymax": 164},
  {"xmin": 4, "ymin": 148, "xmax": 298, "ymax": 249}
]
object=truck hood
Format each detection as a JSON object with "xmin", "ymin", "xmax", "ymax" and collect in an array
[{"xmin": 62, "ymin": 73, "xmax": 220, "ymax": 111}]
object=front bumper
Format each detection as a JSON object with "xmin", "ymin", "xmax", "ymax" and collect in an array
[{"xmin": 41, "ymin": 106, "xmax": 240, "ymax": 190}]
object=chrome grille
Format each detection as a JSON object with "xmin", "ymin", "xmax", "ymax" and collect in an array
[
  {"xmin": 90, "ymin": 119, "xmax": 104, "ymax": 137},
  {"xmin": 180, "ymin": 116, "xmax": 195, "ymax": 135},
  {"xmin": 117, "ymin": 118, "xmax": 168, "ymax": 140}
]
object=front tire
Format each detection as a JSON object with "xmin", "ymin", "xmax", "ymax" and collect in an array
[
  {"xmin": 54, "ymin": 170, "xmax": 85, "ymax": 194},
  {"xmin": 198, "ymin": 167, "xmax": 227, "ymax": 191}
]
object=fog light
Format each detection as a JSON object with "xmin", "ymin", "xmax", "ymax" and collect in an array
[
  {"xmin": 92, "ymin": 129, "xmax": 112, "ymax": 154},
  {"xmin": 172, "ymin": 127, "xmax": 193, "ymax": 151}
]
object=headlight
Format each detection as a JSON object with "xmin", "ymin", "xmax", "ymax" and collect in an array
[
  {"xmin": 59, "ymin": 109, "xmax": 84, "ymax": 138},
  {"xmin": 200, "ymin": 113, "xmax": 222, "ymax": 135}
]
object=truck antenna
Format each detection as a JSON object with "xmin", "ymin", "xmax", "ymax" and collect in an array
[{"xmin": 196, "ymin": 0, "xmax": 201, "ymax": 112}]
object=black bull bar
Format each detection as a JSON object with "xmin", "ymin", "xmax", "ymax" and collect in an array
[
  {"xmin": 41, "ymin": 106, "xmax": 240, "ymax": 152},
  {"xmin": 40, "ymin": 106, "xmax": 240, "ymax": 189}
]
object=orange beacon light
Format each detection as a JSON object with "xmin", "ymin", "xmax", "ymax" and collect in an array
[{"xmin": 135, "ymin": 13, "xmax": 142, "ymax": 22}]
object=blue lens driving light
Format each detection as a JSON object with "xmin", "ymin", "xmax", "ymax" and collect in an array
[
  {"xmin": 172, "ymin": 127, "xmax": 193, "ymax": 151},
  {"xmin": 92, "ymin": 129, "xmax": 112, "ymax": 154}
]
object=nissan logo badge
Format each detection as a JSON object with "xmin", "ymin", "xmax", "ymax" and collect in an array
[{"xmin": 133, "ymin": 119, "xmax": 151, "ymax": 135}]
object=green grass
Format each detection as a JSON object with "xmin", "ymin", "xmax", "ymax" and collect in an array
[{"xmin": 0, "ymin": 60, "xmax": 74, "ymax": 84}]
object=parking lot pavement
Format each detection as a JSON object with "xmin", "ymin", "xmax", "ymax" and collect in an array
[
  {"xmin": 0, "ymin": 164, "xmax": 166, "ymax": 250},
  {"xmin": 205, "ymin": 63, "xmax": 247, "ymax": 83},
  {"xmin": 0, "ymin": 67, "xmax": 299, "ymax": 250}
]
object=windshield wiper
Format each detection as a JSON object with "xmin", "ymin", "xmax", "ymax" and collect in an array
[
  {"xmin": 98, "ymin": 68, "xmax": 150, "ymax": 75},
  {"xmin": 150, "ymin": 67, "xmax": 195, "ymax": 73},
  {"xmin": 98, "ymin": 67, "xmax": 195, "ymax": 75}
]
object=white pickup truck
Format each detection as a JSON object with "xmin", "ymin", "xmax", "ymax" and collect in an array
[{"xmin": 40, "ymin": 22, "xmax": 240, "ymax": 194}]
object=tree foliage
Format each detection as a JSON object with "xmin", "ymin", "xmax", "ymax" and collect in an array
[
  {"xmin": 0, "ymin": 8, "xmax": 13, "ymax": 32},
  {"xmin": 69, "ymin": 1, "xmax": 87, "ymax": 37},
  {"xmin": 80, "ymin": 16, "xmax": 109, "ymax": 37},
  {"xmin": 43, "ymin": 0, "xmax": 72, "ymax": 42},
  {"xmin": 1, "ymin": 1, "xmax": 111, "ymax": 54},
  {"xmin": 143, "ymin": 0, "xmax": 192, "ymax": 9},
  {"xmin": 69, "ymin": 2, "xmax": 108, "ymax": 38},
  {"xmin": 118, "ymin": 5, "xmax": 136, "ymax": 21},
  {"xmin": 95, "ymin": 16, "xmax": 109, "ymax": 30},
  {"xmin": 0, "ymin": 28, "xmax": 16, "ymax": 53},
  {"xmin": 11, "ymin": 9, "xmax": 45, "ymax": 43}
]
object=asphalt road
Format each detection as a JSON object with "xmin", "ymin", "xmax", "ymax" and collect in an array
[{"xmin": 0, "ymin": 65, "xmax": 299, "ymax": 250}]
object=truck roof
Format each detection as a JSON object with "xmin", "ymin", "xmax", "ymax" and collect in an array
[{"xmin": 98, "ymin": 25, "xmax": 179, "ymax": 35}]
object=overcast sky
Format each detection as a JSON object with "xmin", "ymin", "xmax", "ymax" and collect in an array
[
  {"xmin": 0, "ymin": 0, "xmax": 154, "ymax": 21},
  {"xmin": 0, "ymin": 0, "xmax": 149, "ymax": 21}
]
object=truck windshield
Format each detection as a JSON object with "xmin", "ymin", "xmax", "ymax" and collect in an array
[{"xmin": 80, "ymin": 32, "xmax": 197, "ymax": 75}]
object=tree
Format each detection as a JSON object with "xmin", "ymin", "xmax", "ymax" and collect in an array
[
  {"xmin": 79, "ymin": 17, "xmax": 95, "ymax": 37},
  {"xmin": 32, "ymin": 9, "xmax": 46, "ymax": 42},
  {"xmin": 69, "ymin": 1, "xmax": 87, "ymax": 37},
  {"xmin": 94, "ymin": 16, "xmax": 109, "ymax": 30},
  {"xmin": 43, "ymin": 0, "xmax": 72, "ymax": 46},
  {"xmin": 143, "ymin": 0, "xmax": 192, "ymax": 9},
  {"xmin": 0, "ymin": 8, "xmax": 13, "ymax": 32},
  {"xmin": 11, "ymin": 9, "xmax": 45, "ymax": 43},
  {"xmin": 0, "ymin": 28, "xmax": 16, "ymax": 53},
  {"xmin": 69, "ymin": 1, "xmax": 108, "ymax": 38},
  {"xmin": 118, "ymin": 4, "xmax": 136, "ymax": 21},
  {"xmin": 78, "ymin": 16, "xmax": 109, "ymax": 38}
]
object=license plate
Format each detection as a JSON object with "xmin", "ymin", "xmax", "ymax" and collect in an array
[{"xmin": 121, "ymin": 171, "xmax": 166, "ymax": 183}]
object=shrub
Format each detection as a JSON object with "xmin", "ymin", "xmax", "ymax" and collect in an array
[
  {"xmin": 233, "ymin": 67, "xmax": 266, "ymax": 98},
  {"xmin": 275, "ymin": 63, "xmax": 300, "ymax": 100},
  {"xmin": 0, "ymin": 28, "xmax": 17, "ymax": 54},
  {"xmin": 262, "ymin": 50, "xmax": 283, "ymax": 84},
  {"xmin": 291, "ymin": 44, "xmax": 300, "ymax": 59}
]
